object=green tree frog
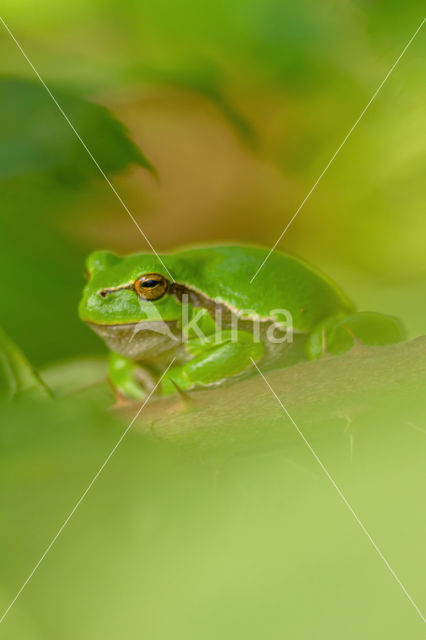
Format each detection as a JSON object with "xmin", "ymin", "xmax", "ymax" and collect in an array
[{"xmin": 79, "ymin": 245, "xmax": 405, "ymax": 400}]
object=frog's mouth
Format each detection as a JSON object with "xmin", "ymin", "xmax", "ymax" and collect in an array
[{"xmin": 87, "ymin": 320, "xmax": 182, "ymax": 361}]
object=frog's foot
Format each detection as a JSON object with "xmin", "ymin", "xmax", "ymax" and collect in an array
[
  {"xmin": 108, "ymin": 351, "xmax": 154, "ymax": 402},
  {"xmin": 306, "ymin": 311, "xmax": 406, "ymax": 360},
  {"xmin": 160, "ymin": 329, "xmax": 264, "ymax": 396}
]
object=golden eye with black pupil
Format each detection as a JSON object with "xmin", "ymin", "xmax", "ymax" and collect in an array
[{"xmin": 134, "ymin": 273, "xmax": 169, "ymax": 300}]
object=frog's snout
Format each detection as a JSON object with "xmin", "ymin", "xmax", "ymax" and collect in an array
[{"xmin": 97, "ymin": 283, "xmax": 134, "ymax": 299}]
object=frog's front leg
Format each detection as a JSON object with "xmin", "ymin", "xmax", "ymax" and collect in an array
[
  {"xmin": 306, "ymin": 311, "xmax": 405, "ymax": 360},
  {"xmin": 108, "ymin": 351, "xmax": 154, "ymax": 401},
  {"xmin": 161, "ymin": 329, "xmax": 264, "ymax": 395}
]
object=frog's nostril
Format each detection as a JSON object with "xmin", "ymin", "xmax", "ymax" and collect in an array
[{"xmin": 98, "ymin": 289, "xmax": 108, "ymax": 298}]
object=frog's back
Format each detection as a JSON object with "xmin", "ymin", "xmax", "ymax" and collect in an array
[{"xmin": 168, "ymin": 245, "xmax": 353, "ymax": 331}]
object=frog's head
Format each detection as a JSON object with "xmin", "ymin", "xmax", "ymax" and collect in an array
[{"xmin": 78, "ymin": 250, "xmax": 182, "ymax": 327}]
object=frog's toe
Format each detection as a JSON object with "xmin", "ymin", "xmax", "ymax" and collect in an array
[
  {"xmin": 307, "ymin": 312, "xmax": 405, "ymax": 359},
  {"xmin": 328, "ymin": 312, "xmax": 405, "ymax": 355}
]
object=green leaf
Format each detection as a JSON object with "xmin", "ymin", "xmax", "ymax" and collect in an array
[
  {"xmin": 0, "ymin": 76, "xmax": 153, "ymax": 183},
  {"xmin": 137, "ymin": 62, "xmax": 258, "ymax": 147}
]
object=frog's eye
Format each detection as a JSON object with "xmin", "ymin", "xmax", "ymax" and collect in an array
[{"xmin": 134, "ymin": 273, "xmax": 169, "ymax": 301}]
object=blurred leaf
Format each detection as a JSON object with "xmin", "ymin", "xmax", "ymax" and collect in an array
[
  {"xmin": 0, "ymin": 76, "xmax": 153, "ymax": 183},
  {"xmin": 0, "ymin": 326, "xmax": 50, "ymax": 401},
  {"xmin": 138, "ymin": 62, "xmax": 258, "ymax": 147},
  {"xmin": 0, "ymin": 338, "xmax": 425, "ymax": 638},
  {"xmin": 0, "ymin": 176, "xmax": 103, "ymax": 367}
]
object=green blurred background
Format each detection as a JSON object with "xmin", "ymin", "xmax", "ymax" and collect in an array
[
  {"xmin": 1, "ymin": 0, "xmax": 425, "ymax": 367},
  {"xmin": 0, "ymin": 1, "xmax": 425, "ymax": 638}
]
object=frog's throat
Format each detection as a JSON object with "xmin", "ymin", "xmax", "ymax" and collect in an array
[{"xmin": 87, "ymin": 320, "xmax": 186, "ymax": 363}]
